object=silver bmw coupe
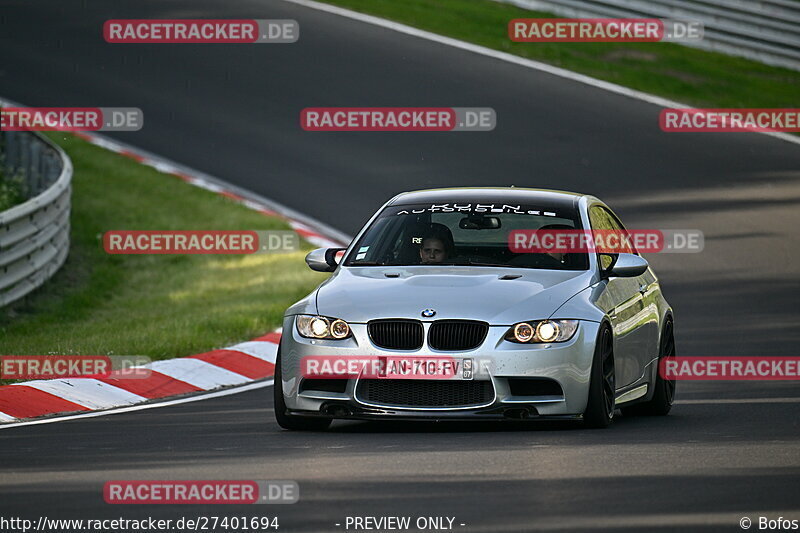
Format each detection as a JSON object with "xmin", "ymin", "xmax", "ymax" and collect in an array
[{"xmin": 275, "ymin": 188, "xmax": 675, "ymax": 429}]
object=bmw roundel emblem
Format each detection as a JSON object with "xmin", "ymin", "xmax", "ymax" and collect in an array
[{"xmin": 421, "ymin": 308, "xmax": 436, "ymax": 318}]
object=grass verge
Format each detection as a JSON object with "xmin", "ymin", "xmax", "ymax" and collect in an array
[
  {"xmin": 0, "ymin": 133, "xmax": 328, "ymax": 371},
  {"xmin": 317, "ymin": 0, "xmax": 800, "ymax": 108}
]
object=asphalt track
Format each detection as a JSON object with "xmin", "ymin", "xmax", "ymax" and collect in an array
[{"xmin": 1, "ymin": 1, "xmax": 799, "ymax": 531}]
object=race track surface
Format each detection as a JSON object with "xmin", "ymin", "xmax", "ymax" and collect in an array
[{"xmin": 1, "ymin": 1, "xmax": 799, "ymax": 531}]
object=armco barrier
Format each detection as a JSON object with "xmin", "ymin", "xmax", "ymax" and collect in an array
[
  {"xmin": 497, "ymin": 0, "xmax": 800, "ymax": 71},
  {"xmin": 0, "ymin": 130, "xmax": 72, "ymax": 307}
]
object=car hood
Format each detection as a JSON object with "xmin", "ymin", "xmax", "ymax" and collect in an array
[{"xmin": 315, "ymin": 266, "xmax": 594, "ymax": 325}]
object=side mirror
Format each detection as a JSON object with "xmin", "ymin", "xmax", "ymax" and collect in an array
[
  {"xmin": 608, "ymin": 253, "xmax": 649, "ymax": 278},
  {"xmin": 305, "ymin": 248, "xmax": 346, "ymax": 272}
]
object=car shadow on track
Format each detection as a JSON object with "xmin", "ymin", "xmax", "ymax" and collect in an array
[{"xmin": 324, "ymin": 411, "xmax": 662, "ymax": 434}]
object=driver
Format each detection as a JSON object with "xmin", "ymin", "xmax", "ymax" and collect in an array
[
  {"xmin": 418, "ymin": 224, "xmax": 454, "ymax": 264},
  {"xmin": 508, "ymin": 223, "xmax": 575, "ymax": 268}
]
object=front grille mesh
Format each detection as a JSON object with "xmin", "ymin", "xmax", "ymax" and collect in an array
[
  {"xmin": 368, "ymin": 320, "xmax": 423, "ymax": 350},
  {"xmin": 358, "ymin": 379, "xmax": 493, "ymax": 407},
  {"xmin": 428, "ymin": 320, "xmax": 488, "ymax": 351}
]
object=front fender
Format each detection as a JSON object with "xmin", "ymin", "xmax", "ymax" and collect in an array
[{"xmin": 548, "ymin": 283, "xmax": 606, "ymax": 323}]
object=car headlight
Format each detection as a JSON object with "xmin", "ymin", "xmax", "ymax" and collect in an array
[
  {"xmin": 504, "ymin": 320, "xmax": 579, "ymax": 343},
  {"xmin": 296, "ymin": 315, "xmax": 352, "ymax": 340}
]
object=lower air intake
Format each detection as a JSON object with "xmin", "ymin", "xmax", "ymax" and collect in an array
[{"xmin": 357, "ymin": 379, "xmax": 494, "ymax": 408}]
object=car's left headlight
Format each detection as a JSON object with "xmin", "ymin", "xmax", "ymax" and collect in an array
[
  {"xmin": 504, "ymin": 319, "xmax": 579, "ymax": 343},
  {"xmin": 296, "ymin": 315, "xmax": 352, "ymax": 340}
]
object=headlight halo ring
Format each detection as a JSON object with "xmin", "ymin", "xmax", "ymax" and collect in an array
[
  {"xmin": 504, "ymin": 319, "xmax": 579, "ymax": 344},
  {"xmin": 296, "ymin": 314, "xmax": 352, "ymax": 340},
  {"xmin": 513, "ymin": 322, "xmax": 535, "ymax": 343}
]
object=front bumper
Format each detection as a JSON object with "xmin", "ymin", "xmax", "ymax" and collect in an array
[{"xmin": 279, "ymin": 316, "xmax": 600, "ymax": 419}]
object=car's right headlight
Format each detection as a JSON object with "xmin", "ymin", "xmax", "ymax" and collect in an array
[
  {"xmin": 504, "ymin": 319, "xmax": 579, "ymax": 343},
  {"xmin": 296, "ymin": 315, "xmax": 352, "ymax": 340}
]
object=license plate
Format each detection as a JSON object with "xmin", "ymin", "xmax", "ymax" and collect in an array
[{"xmin": 378, "ymin": 357, "xmax": 473, "ymax": 380}]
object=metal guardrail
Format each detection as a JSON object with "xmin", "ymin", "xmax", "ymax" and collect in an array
[
  {"xmin": 0, "ymin": 130, "xmax": 72, "ymax": 307},
  {"xmin": 496, "ymin": 0, "xmax": 800, "ymax": 71}
]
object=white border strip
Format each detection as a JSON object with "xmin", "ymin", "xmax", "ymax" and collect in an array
[
  {"xmin": 225, "ymin": 341, "xmax": 280, "ymax": 363},
  {"xmin": 148, "ymin": 358, "xmax": 251, "ymax": 389},
  {"xmin": 0, "ymin": 380, "xmax": 273, "ymax": 431},
  {"xmin": 278, "ymin": 0, "xmax": 800, "ymax": 147},
  {"xmin": 16, "ymin": 379, "xmax": 147, "ymax": 409}
]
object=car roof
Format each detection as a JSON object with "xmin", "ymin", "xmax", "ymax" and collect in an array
[{"xmin": 388, "ymin": 187, "xmax": 586, "ymax": 209}]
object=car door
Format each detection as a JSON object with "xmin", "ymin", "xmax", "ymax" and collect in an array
[
  {"xmin": 589, "ymin": 206, "xmax": 647, "ymax": 388},
  {"xmin": 631, "ymin": 255, "xmax": 661, "ymax": 375},
  {"xmin": 606, "ymin": 207, "xmax": 661, "ymax": 385}
]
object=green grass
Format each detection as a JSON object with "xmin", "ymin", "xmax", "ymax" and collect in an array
[
  {"xmin": 0, "ymin": 133, "xmax": 328, "ymax": 365},
  {"xmin": 318, "ymin": 0, "xmax": 800, "ymax": 108}
]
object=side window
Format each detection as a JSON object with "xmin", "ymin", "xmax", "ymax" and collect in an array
[
  {"xmin": 589, "ymin": 206, "xmax": 615, "ymax": 270},
  {"xmin": 589, "ymin": 206, "xmax": 611, "ymax": 231},
  {"xmin": 605, "ymin": 212, "xmax": 622, "ymax": 232},
  {"xmin": 603, "ymin": 208, "xmax": 639, "ymax": 256}
]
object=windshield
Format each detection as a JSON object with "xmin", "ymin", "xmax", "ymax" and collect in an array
[{"xmin": 344, "ymin": 201, "xmax": 589, "ymax": 270}]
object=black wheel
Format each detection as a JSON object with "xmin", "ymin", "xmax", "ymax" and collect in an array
[
  {"xmin": 583, "ymin": 325, "xmax": 615, "ymax": 428},
  {"xmin": 273, "ymin": 348, "xmax": 332, "ymax": 431},
  {"xmin": 622, "ymin": 319, "xmax": 676, "ymax": 417}
]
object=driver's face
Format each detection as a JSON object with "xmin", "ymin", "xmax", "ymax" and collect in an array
[{"xmin": 419, "ymin": 238, "xmax": 446, "ymax": 264}]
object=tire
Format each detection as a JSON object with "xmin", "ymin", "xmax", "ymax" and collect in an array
[
  {"xmin": 273, "ymin": 348, "xmax": 332, "ymax": 431},
  {"xmin": 583, "ymin": 325, "xmax": 615, "ymax": 429},
  {"xmin": 622, "ymin": 319, "xmax": 676, "ymax": 417}
]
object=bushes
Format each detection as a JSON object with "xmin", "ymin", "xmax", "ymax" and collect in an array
[{"xmin": 0, "ymin": 165, "xmax": 26, "ymax": 212}]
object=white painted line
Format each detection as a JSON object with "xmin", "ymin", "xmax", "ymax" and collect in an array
[
  {"xmin": 288, "ymin": 222, "xmax": 342, "ymax": 247},
  {"xmin": 242, "ymin": 199, "xmax": 271, "ymax": 211},
  {"xmin": 675, "ymin": 397, "xmax": 800, "ymax": 404},
  {"xmin": 149, "ymin": 161, "xmax": 180, "ymax": 174},
  {"xmin": 278, "ymin": 0, "xmax": 800, "ymax": 147},
  {"xmin": 226, "ymin": 341, "xmax": 279, "ymax": 363},
  {"xmin": 15, "ymin": 379, "xmax": 147, "ymax": 410},
  {"xmin": 85, "ymin": 135, "xmax": 124, "ymax": 152},
  {"xmin": 288, "ymin": 220, "xmax": 319, "ymax": 234},
  {"xmin": 0, "ymin": 380, "xmax": 273, "ymax": 431},
  {"xmin": 0, "ymin": 411, "xmax": 16, "ymax": 423},
  {"xmin": 297, "ymin": 233, "xmax": 342, "ymax": 248},
  {"xmin": 148, "ymin": 358, "xmax": 251, "ymax": 389},
  {"xmin": 189, "ymin": 179, "xmax": 225, "ymax": 193}
]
